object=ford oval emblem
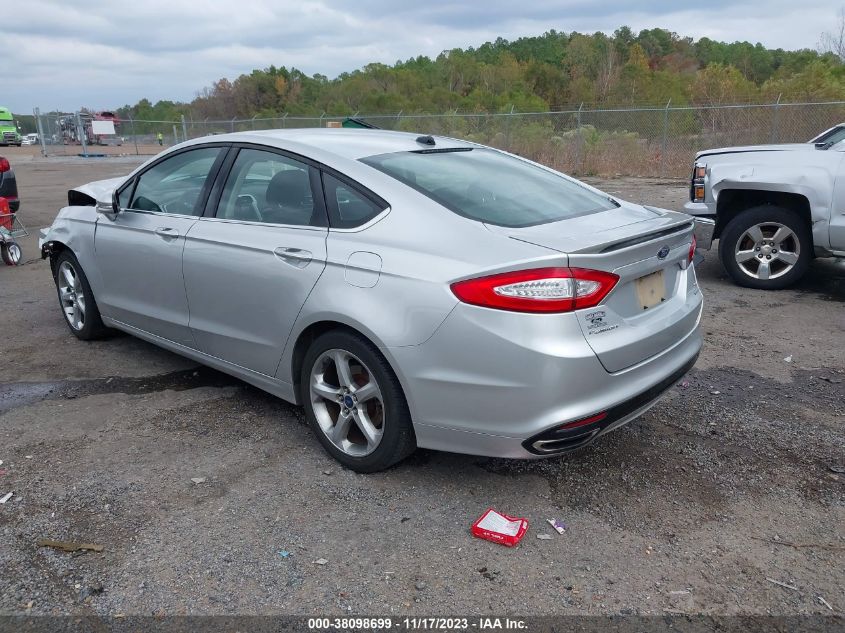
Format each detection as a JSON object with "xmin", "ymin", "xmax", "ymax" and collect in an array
[{"xmin": 657, "ymin": 245, "xmax": 670, "ymax": 259}]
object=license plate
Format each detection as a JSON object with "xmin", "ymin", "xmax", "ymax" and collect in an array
[{"xmin": 635, "ymin": 270, "xmax": 665, "ymax": 310}]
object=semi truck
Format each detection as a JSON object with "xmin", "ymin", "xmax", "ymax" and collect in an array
[{"xmin": 0, "ymin": 108, "xmax": 22, "ymax": 147}]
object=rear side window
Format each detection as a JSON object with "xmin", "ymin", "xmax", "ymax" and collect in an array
[
  {"xmin": 361, "ymin": 148, "xmax": 616, "ymax": 228},
  {"xmin": 216, "ymin": 148, "xmax": 320, "ymax": 226},
  {"xmin": 322, "ymin": 173, "xmax": 386, "ymax": 229}
]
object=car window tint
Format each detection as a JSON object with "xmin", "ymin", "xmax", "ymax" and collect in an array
[
  {"xmin": 217, "ymin": 149, "xmax": 317, "ymax": 226},
  {"xmin": 322, "ymin": 173, "xmax": 385, "ymax": 229},
  {"xmin": 361, "ymin": 148, "xmax": 616, "ymax": 228},
  {"xmin": 129, "ymin": 147, "xmax": 222, "ymax": 216},
  {"xmin": 811, "ymin": 125, "xmax": 845, "ymax": 145},
  {"xmin": 117, "ymin": 181, "xmax": 134, "ymax": 209}
]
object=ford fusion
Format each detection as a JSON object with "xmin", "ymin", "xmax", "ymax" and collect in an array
[{"xmin": 40, "ymin": 129, "xmax": 702, "ymax": 472}]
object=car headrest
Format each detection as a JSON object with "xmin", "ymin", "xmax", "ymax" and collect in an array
[{"xmin": 266, "ymin": 169, "xmax": 310, "ymax": 207}]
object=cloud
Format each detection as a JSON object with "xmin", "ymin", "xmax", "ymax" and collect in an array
[{"xmin": 6, "ymin": 0, "xmax": 836, "ymax": 112}]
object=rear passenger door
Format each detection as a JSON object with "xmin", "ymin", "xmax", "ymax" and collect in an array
[{"xmin": 182, "ymin": 146, "xmax": 328, "ymax": 377}]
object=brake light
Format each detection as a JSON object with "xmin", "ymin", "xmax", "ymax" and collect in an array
[
  {"xmin": 0, "ymin": 197, "xmax": 9, "ymax": 215},
  {"xmin": 688, "ymin": 234, "xmax": 697, "ymax": 264},
  {"xmin": 451, "ymin": 267, "xmax": 619, "ymax": 313},
  {"xmin": 0, "ymin": 158, "xmax": 9, "ymax": 173}
]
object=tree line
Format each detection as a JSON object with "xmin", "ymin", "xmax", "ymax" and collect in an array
[{"xmin": 113, "ymin": 26, "xmax": 843, "ymax": 123}]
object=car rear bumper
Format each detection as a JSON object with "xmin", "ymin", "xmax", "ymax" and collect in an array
[
  {"xmin": 521, "ymin": 351, "xmax": 697, "ymax": 454},
  {"xmin": 390, "ymin": 295, "xmax": 702, "ymax": 459}
]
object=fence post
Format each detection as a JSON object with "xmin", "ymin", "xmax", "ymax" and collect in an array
[
  {"xmin": 76, "ymin": 112, "xmax": 89, "ymax": 158},
  {"xmin": 230, "ymin": 117, "xmax": 236, "ymax": 133},
  {"xmin": 319, "ymin": 112, "xmax": 325, "ymax": 128},
  {"xmin": 282, "ymin": 113, "xmax": 288, "ymax": 129},
  {"xmin": 771, "ymin": 93, "xmax": 782, "ymax": 144},
  {"xmin": 172, "ymin": 124, "xmax": 178, "ymax": 145},
  {"xmin": 33, "ymin": 107, "xmax": 47, "ymax": 157},
  {"xmin": 660, "ymin": 99, "xmax": 671, "ymax": 179},
  {"xmin": 251, "ymin": 115, "xmax": 257, "ymax": 130},
  {"xmin": 181, "ymin": 114, "xmax": 188, "ymax": 141},
  {"xmin": 575, "ymin": 103, "xmax": 583, "ymax": 174},
  {"xmin": 128, "ymin": 115, "xmax": 139, "ymax": 156},
  {"xmin": 505, "ymin": 104, "xmax": 514, "ymax": 150}
]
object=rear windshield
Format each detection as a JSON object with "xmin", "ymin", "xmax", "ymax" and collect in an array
[{"xmin": 361, "ymin": 148, "xmax": 616, "ymax": 227}]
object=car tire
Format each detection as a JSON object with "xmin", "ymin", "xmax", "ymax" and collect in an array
[
  {"xmin": 53, "ymin": 251, "xmax": 108, "ymax": 340},
  {"xmin": 300, "ymin": 330, "xmax": 416, "ymax": 473},
  {"xmin": 718, "ymin": 205, "xmax": 811, "ymax": 290}
]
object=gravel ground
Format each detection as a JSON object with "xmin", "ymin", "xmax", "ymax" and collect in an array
[{"xmin": 0, "ymin": 159, "xmax": 842, "ymax": 617}]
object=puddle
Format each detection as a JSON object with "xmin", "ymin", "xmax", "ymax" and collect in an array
[{"xmin": 0, "ymin": 367, "xmax": 240, "ymax": 414}]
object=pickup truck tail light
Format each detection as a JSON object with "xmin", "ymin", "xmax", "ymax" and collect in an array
[{"xmin": 0, "ymin": 158, "xmax": 10, "ymax": 173}]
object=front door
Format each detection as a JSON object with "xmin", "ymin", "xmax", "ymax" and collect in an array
[
  {"xmin": 95, "ymin": 146, "xmax": 226, "ymax": 346},
  {"xmin": 183, "ymin": 147, "xmax": 328, "ymax": 376}
]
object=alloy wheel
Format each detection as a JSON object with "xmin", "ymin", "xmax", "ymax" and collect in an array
[
  {"xmin": 309, "ymin": 348, "xmax": 385, "ymax": 457},
  {"xmin": 58, "ymin": 261, "xmax": 86, "ymax": 331},
  {"xmin": 734, "ymin": 222, "xmax": 800, "ymax": 281}
]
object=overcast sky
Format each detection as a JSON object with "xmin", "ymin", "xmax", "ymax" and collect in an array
[{"xmin": 4, "ymin": 0, "xmax": 837, "ymax": 114}]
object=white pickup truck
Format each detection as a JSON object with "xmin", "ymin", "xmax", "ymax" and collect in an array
[{"xmin": 684, "ymin": 123, "xmax": 845, "ymax": 289}]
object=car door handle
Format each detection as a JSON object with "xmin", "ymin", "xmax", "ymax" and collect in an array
[
  {"xmin": 274, "ymin": 247, "xmax": 313, "ymax": 267},
  {"xmin": 154, "ymin": 227, "xmax": 179, "ymax": 238}
]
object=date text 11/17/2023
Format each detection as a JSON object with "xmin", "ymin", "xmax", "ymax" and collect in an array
[{"xmin": 307, "ymin": 617, "xmax": 528, "ymax": 630}]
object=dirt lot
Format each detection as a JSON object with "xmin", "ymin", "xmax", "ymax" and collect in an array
[{"xmin": 0, "ymin": 157, "xmax": 843, "ymax": 618}]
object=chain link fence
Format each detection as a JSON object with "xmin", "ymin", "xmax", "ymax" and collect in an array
[{"xmin": 32, "ymin": 101, "xmax": 845, "ymax": 178}]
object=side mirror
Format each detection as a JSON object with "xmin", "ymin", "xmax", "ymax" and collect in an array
[{"xmin": 96, "ymin": 193, "xmax": 119, "ymax": 215}]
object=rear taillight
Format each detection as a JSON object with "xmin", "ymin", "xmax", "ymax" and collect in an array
[
  {"xmin": 0, "ymin": 197, "xmax": 9, "ymax": 214},
  {"xmin": 451, "ymin": 267, "xmax": 619, "ymax": 313},
  {"xmin": 0, "ymin": 158, "xmax": 9, "ymax": 173},
  {"xmin": 688, "ymin": 234, "xmax": 697, "ymax": 264}
]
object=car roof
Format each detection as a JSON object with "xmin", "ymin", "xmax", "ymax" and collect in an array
[{"xmin": 194, "ymin": 128, "xmax": 476, "ymax": 160}]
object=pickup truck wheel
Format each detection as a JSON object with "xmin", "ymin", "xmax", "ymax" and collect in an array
[{"xmin": 718, "ymin": 206, "xmax": 811, "ymax": 290}]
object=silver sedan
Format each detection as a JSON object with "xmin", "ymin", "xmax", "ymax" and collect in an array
[{"xmin": 40, "ymin": 129, "xmax": 702, "ymax": 472}]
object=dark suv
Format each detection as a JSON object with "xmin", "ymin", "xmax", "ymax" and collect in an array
[{"xmin": 0, "ymin": 156, "xmax": 19, "ymax": 212}]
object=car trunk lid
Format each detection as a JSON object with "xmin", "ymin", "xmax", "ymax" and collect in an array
[{"xmin": 487, "ymin": 204, "xmax": 700, "ymax": 373}]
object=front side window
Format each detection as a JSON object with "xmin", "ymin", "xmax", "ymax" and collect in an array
[
  {"xmin": 117, "ymin": 180, "xmax": 133, "ymax": 209},
  {"xmin": 361, "ymin": 148, "xmax": 617, "ymax": 228},
  {"xmin": 216, "ymin": 148, "xmax": 319, "ymax": 226},
  {"xmin": 128, "ymin": 147, "xmax": 223, "ymax": 216}
]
